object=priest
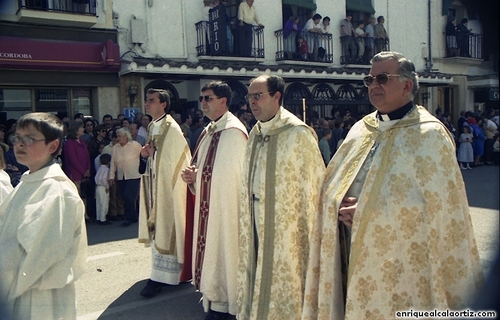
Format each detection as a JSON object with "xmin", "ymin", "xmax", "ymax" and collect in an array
[
  {"xmin": 138, "ymin": 88, "xmax": 192, "ymax": 298},
  {"xmin": 302, "ymin": 51, "xmax": 483, "ymax": 319},
  {"xmin": 182, "ymin": 81, "xmax": 248, "ymax": 319},
  {"xmin": 238, "ymin": 74, "xmax": 324, "ymax": 319}
]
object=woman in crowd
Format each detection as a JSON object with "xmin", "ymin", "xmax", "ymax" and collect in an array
[
  {"xmin": 109, "ymin": 128, "xmax": 142, "ymax": 227},
  {"xmin": 468, "ymin": 117, "xmax": 485, "ymax": 167},
  {"xmin": 82, "ymin": 118, "xmax": 95, "ymax": 143},
  {"xmin": 283, "ymin": 15, "xmax": 302, "ymax": 59},
  {"xmin": 121, "ymin": 118, "xmax": 131, "ymax": 129}
]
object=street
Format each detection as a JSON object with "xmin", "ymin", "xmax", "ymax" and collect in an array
[{"xmin": 76, "ymin": 165, "xmax": 499, "ymax": 320}]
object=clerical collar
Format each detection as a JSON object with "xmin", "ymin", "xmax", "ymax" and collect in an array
[
  {"xmin": 154, "ymin": 113, "xmax": 166, "ymax": 123},
  {"xmin": 377, "ymin": 101, "xmax": 414, "ymax": 121}
]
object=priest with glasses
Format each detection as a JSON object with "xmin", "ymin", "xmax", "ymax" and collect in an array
[{"xmin": 302, "ymin": 51, "xmax": 483, "ymax": 319}]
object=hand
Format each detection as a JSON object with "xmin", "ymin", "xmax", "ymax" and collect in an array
[
  {"xmin": 105, "ymin": 188, "xmax": 109, "ymax": 194},
  {"xmin": 239, "ymin": 21, "xmax": 244, "ymax": 27},
  {"xmin": 108, "ymin": 179, "xmax": 114, "ymax": 186},
  {"xmin": 259, "ymin": 24, "xmax": 264, "ymax": 28},
  {"xmin": 181, "ymin": 166, "xmax": 197, "ymax": 184},
  {"xmin": 141, "ymin": 143, "xmax": 155, "ymax": 158},
  {"xmin": 84, "ymin": 170, "xmax": 90, "ymax": 177},
  {"xmin": 338, "ymin": 196, "xmax": 357, "ymax": 227}
]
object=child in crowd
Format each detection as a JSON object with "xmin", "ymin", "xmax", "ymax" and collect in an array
[
  {"xmin": 458, "ymin": 125, "xmax": 474, "ymax": 169},
  {"xmin": 298, "ymin": 36, "xmax": 308, "ymax": 60},
  {"xmin": 95, "ymin": 153, "xmax": 112, "ymax": 225},
  {"xmin": 0, "ymin": 112, "xmax": 87, "ymax": 319},
  {"xmin": 94, "ymin": 142, "xmax": 107, "ymax": 169}
]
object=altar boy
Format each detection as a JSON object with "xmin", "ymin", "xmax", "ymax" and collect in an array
[{"xmin": 0, "ymin": 112, "xmax": 87, "ymax": 320}]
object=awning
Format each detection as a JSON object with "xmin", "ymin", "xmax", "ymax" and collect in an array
[
  {"xmin": 0, "ymin": 36, "xmax": 120, "ymax": 72},
  {"xmin": 282, "ymin": 0, "xmax": 317, "ymax": 11},
  {"xmin": 346, "ymin": 0, "xmax": 375, "ymax": 14}
]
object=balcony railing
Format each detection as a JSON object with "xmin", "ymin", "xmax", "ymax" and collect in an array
[
  {"xmin": 445, "ymin": 31, "xmax": 483, "ymax": 59},
  {"xmin": 275, "ymin": 29, "xmax": 333, "ymax": 63},
  {"xmin": 195, "ymin": 20, "xmax": 264, "ymax": 58},
  {"xmin": 19, "ymin": 0, "xmax": 97, "ymax": 15},
  {"xmin": 340, "ymin": 36, "xmax": 389, "ymax": 65}
]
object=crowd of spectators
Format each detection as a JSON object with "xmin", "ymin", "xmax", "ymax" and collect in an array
[
  {"xmin": 0, "ymin": 104, "xmax": 496, "ymax": 224},
  {"xmin": 437, "ymin": 107, "xmax": 499, "ymax": 168},
  {"xmin": 0, "ymin": 104, "xmax": 256, "ymax": 225}
]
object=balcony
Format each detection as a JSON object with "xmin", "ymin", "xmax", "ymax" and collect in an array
[
  {"xmin": 340, "ymin": 36, "xmax": 390, "ymax": 65},
  {"xmin": 445, "ymin": 31, "xmax": 483, "ymax": 60},
  {"xmin": 17, "ymin": 0, "xmax": 97, "ymax": 27},
  {"xmin": 275, "ymin": 29, "xmax": 333, "ymax": 63},
  {"xmin": 195, "ymin": 20, "xmax": 264, "ymax": 59}
]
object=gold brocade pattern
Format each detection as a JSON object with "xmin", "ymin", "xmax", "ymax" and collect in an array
[
  {"xmin": 138, "ymin": 115, "xmax": 191, "ymax": 258},
  {"xmin": 238, "ymin": 108, "xmax": 324, "ymax": 320},
  {"xmin": 302, "ymin": 106, "xmax": 484, "ymax": 320}
]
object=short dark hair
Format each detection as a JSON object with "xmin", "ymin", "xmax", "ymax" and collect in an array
[
  {"xmin": 237, "ymin": 109, "xmax": 247, "ymax": 118},
  {"xmin": 461, "ymin": 18, "xmax": 468, "ymax": 24},
  {"xmin": 377, "ymin": 16, "xmax": 384, "ymax": 23},
  {"xmin": 103, "ymin": 114, "xmax": 112, "ymax": 121},
  {"xmin": 313, "ymin": 13, "xmax": 322, "ymax": 20},
  {"xmin": 181, "ymin": 112, "xmax": 192, "ymax": 123},
  {"xmin": 121, "ymin": 118, "xmax": 130, "ymax": 126},
  {"xmin": 250, "ymin": 75, "xmax": 285, "ymax": 105},
  {"xmin": 142, "ymin": 114, "xmax": 153, "ymax": 122},
  {"xmin": 73, "ymin": 113, "xmax": 84, "ymax": 120},
  {"xmin": 323, "ymin": 16, "xmax": 330, "ymax": 23},
  {"xmin": 17, "ymin": 112, "xmax": 64, "ymax": 156},
  {"xmin": 322, "ymin": 128, "xmax": 332, "ymax": 136},
  {"xmin": 147, "ymin": 88, "xmax": 171, "ymax": 113},
  {"xmin": 201, "ymin": 81, "xmax": 232, "ymax": 108},
  {"xmin": 100, "ymin": 153, "xmax": 111, "ymax": 165}
]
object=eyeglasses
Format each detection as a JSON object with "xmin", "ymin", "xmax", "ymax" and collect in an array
[
  {"xmin": 199, "ymin": 95, "xmax": 220, "ymax": 102},
  {"xmin": 100, "ymin": 129, "xmax": 108, "ymax": 132},
  {"xmin": 11, "ymin": 135, "xmax": 46, "ymax": 146},
  {"xmin": 245, "ymin": 92, "xmax": 273, "ymax": 101},
  {"xmin": 363, "ymin": 73, "xmax": 401, "ymax": 87}
]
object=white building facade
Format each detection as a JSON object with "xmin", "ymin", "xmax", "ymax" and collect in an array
[{"xmin": 0, "ymin": 0, "xmax": 497, "ymax": 122}]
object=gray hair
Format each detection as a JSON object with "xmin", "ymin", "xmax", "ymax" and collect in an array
[
  {"xmin": 371, "ymin": 51, "xmax": 419, "ymax": 99},
  {"xmin": 116, "ymin": 127, "xmax": 132, "ymax": 142}
]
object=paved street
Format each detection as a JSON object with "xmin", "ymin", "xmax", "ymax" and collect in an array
[{"xmin": 76, "ymin": 165, "xmax": 499, "ymax": 320}]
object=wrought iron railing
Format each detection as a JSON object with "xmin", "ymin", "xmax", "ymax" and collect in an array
[
  {"xmin": 340, "ymin": 36, "xmax": 389, "ymax": 65},
  {"xmin": 19, "ymin": 0, "xmax": 97, "ymax": 15},
  {"xmin": 275, "ymin": 29, "xmax": 333, "ymax": 63},
  {"xmin": 445, "ymin": 31, "xmax": 483, "ymax": 59},
  {"xmin": 195, "ymin": 20, "xmax": 264, "ymax": 58}
]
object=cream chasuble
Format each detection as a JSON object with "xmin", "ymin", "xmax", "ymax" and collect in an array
[
  {"xmin": 0, "ymin": 163, "xmax": 87, "ymax": 320},
  {"xmin": 139, "ymin": 115, "xmax": 191, "ymax": 282},
  {"xmin": 302, "ymin": 106, "xmax": 483, "ymax": 320},
  {"xmin": 190, "ymin": 111, "xmax": 248, "ymax": 315},
  {"xmin": 238, "ymin": 107, "xmax": 325, "ymax": 320}
]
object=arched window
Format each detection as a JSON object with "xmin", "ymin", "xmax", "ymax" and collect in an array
[
  {"xmin": 226, "ymin": 80, "xmax": 248, "ymax": 113},
  {"xmin": 284, "ymin": 82, "xmax": 311, "ymax": 116}
]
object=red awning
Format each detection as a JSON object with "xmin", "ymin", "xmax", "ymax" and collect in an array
[{"xmin": 0, "ymin": 36, "xmax": 120, "ymax": 72}]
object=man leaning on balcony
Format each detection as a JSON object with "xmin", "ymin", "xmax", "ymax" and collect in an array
[{"xmin": 237, "ymin": 0, "xmax": 264, "ymax": 57}]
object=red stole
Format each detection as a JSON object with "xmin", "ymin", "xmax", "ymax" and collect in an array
[{"xmin": 193, "ymin": 131, "xmax": 222, "ymax": 289}]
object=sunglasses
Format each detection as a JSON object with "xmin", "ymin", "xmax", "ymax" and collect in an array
[
  {"xmin": 245, "ymin": 92, "xmax": 273, "ymax": 101},
  {"xmin": 199, "ymin": 95, "xmax": 220, "ymax": 102},
  {"xmin": 363, "ymin": 73, "xmax": 401, "ymax": 87}
]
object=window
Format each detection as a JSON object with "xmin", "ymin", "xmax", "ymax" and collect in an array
[{"xmin": 0, "ymin": 89, "xmax": 31, "ymax": 122}]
